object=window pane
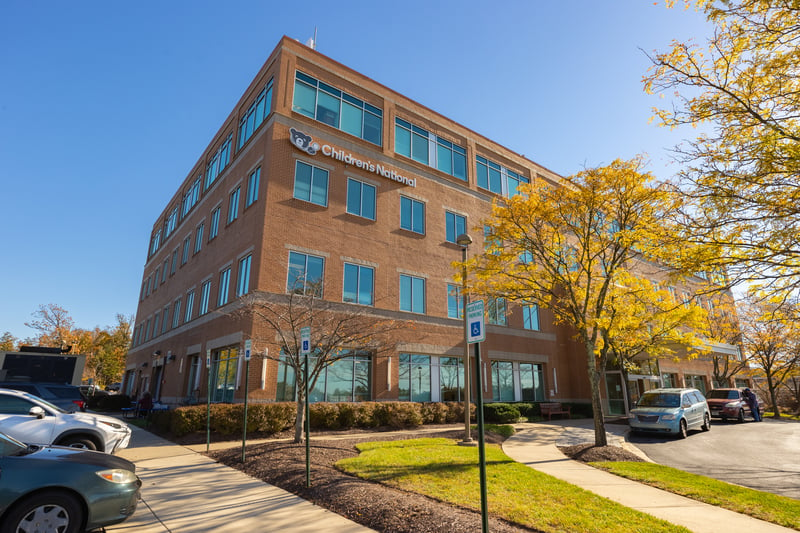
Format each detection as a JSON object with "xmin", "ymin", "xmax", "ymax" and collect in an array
[
  {"xmin": 311, "ymin": 167, "xmax": 328, "ymax": 206},
  {"xmin": 340, "ymin": 101, "xmax": 362, "ymax": 137},
  {"xmin": 316, "ymin": 90, "xmax": 340, "ymax": 127},
  {"xmin": 400, "ymin": 275, "xmax": 412, "ymax": 312},
  {"xmin": 453, "ymin": 150, "xmax": 467, "ymax": 180},
  {"xmin": 287, "ymin": 252, "xmax": 306, "ymax": 293},
  {"xmin": 400, "ymin": 197, "xmax": 412, "ymax": 231},
  {"xmin": 413, "ymin": 201, "xmax": 425, "ymax": 234},
  {"xmin": 359, "ymin": 266, "xmax": 374, "ymax": 305},
  {"xmin": 347, "ymin": 179, "xmax": 362, "ymax": 216},
  {"xmin": 411, "ymin": 132, "xmax": 428, "ymax": 164},
  {"xmin": 293, "ymin": 81, "xmax": 316, "ymax": 118},
  {"xmin": 343, "ymin": 264, "xmax": 359, "ymax": 303},
  {"xmin": 489, "ymin": 166, "xmax": 502, "ymax": 193},
  {"xmin": 363, "ymin": 112, "xmax": 382, "ymax": 145},
  {"xmin": 294, "ymin": 161, "xmax": 312, "ymax": 202},
  {"xmin": 362, "ymin": 183, "xmax": 376, "ymax": 220},
  {"xmin": 395, "ymin": 125, "xmax": 411, "ymax": 157},
  {"xmin": 412, "ymin": 277, "xmax": 425, "ymax": 313},
  {"xmin": 436, "ymin": 143, "xmax": 452, "ymax": 175},
  {"xmin": 476, "ymin": 160, "xmax": 488, "ymax": 189}
]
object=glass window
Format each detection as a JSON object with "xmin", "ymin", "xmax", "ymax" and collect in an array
[
  {"xmin": 150, "ymin": 230, "xmax": 161, "ymax": 257},
  {"xmin": 523, "ymin": 304, "xmax": 539, "ymax": 331},
  {"xmin": 488, "ymin": 298, "xmax": 507, "ymax": 326},
  {"xmin": 400, "ymin": 196, "xmax": 425, "ymax": 234},
  {"xmin": 228, "ymin": 187, "xmax": 240, "ymax": 223},
  {"xmin": 170, "ymin": 249, "xmax": 177, "ymax": 275},
  {"xmin": 162, "ymin": 306, "xmax": 170, "ymax": 334},
  {"xmin": 292, "ymin": 71, "xmax": 382, "ymax": 146},
  {"xmin": 346, "ymin": 178, "xmax": 376, "ymax": 220},
  {"xmin": 152, "ymin": 313, "xmax": 160, "ymax": 338},
  {"xmin": 181, "ymin": 177, "xmax": 202, "ymax": 219},
  {"xmin": 287, "ymin": 251, "xmax": 324, "ymax": 296},
  {"xmin": 476, "ymin": 155, "xmax": 529, "ymax": 197},
  {"xmin": 236, "ymin": 254, "xmax": 252, "ymax": 297},
  {"xmin": 343, "ymin": 263, "xmax": 374, "ymax": 305},
  {"xmin": 445, "ymin": 212, "xmax": 466, "ymax": 243},
  {"xmin": 246, "ymin": 167, "xmax": 260, "ymax": 207},
  {"xmin": 199, "ymin": 280, "xmax": 211, "ymax": 315},
  {"xmin": 185, "ymin": 290, "xmax": 195, "ymax": 322},
  {"xmin": 491, "ymin": 361, "xmax": 515, "ymax": 402},
  {"xmin": 218, "ymin": 268, "xmax": 231, "ymax": 306},
  {"xmin": 279, "ymin": 351, "xmax": 371, "ymax": 402},
  {"xmin": 398, "ymin": 354, "xmax": 431, "ymax": 402},
  {"xmin": 162, "ymin": 260, "xmax": 168, "ymax": 283},
  {"xmin": 519, "ymin": 363, "xmax": 544, "ymax": 401},
  {"xmin": 400, "ymin": 274, "xmax": 425, "ymax": 314},
  {"xmin": 194, "ymin": 223, "xmax": 204, "ymax": 253},
  {"xmin": 440, "ymin": 356, "xmax": 465, "ymax": 402},
  {"xmin": 181, "ymin": 236, "xmax": 191, "ymax": 265},
  {"xmin": 238, "ymin": 79, "xmax": 273, "ymax": 149},
  {"xmin": 172, "ymin": 298, "xmax": 181, "ymax": 328},
  {"xmin": 204, "ymin": 133, "xmax": 232, "ymax": 190},
  {"xmin": 211, "ymin": 346, "xmax": 238, "ymax": 402},
  {"xmin": 394, "ymin": 118, "xmax": 466, "ymax": 180},
  {"xmin": 209, "ymin": 207, "xmax": 221, "ymax": 240},
  {"xmin": 294, "ymin": 160, "xmax": 329, "ymax": 207},
  {"xmin": 447, "ymin": 283, "xmax": 463, "ymax": 319}
]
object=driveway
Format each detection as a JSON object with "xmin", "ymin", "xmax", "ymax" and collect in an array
[{"xmin": 629, "ymin": 418, "xmax": 800, "ymax": 499}]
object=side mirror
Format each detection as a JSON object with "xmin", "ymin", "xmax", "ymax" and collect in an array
[{"xmin": 29, "ymin": 406, "xmax": 46, "ymax": 420}]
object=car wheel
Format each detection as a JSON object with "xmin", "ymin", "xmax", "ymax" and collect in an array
[
  {"xmin": 702, "ymin": 413, "xmax": 711, "ymax": 431},
  {"xmin": 59, "ymin": 436, "xmax": 98, "ymax": 451},
  {"xmin": 737, "ymin": 409, "xmax": 745, "ymax": 423},
  {"xmin": 0, "ymin": 490, "xmax": 83, "ymax": 533},
  {"xmin": 677, "ymin": 419, "xmax": 688, "ymax": 439}
]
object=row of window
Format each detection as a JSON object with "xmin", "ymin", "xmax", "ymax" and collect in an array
[
  {"xmin": 294, "ymin": 159, "xmax": 469, "ymax": 242},
  {"xmin": 142, "ymin": 168, "xmax": 260, "ymax": 301},
  {"xmin": 134, "ymin": 253, "xmax": 252, "ymax": 347},
  {"xmin": 274, "ymin": 353, "xmax": 545, "ymax": 404},
  {"xmin": 287, "ymin": 249, "xmax": 539, "ymax": 327}
]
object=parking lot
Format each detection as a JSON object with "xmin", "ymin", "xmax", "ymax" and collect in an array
[{"xmin": 629, "ymin": 418, "xmax": 800, "ymax": 499}]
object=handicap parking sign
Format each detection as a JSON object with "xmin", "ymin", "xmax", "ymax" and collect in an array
[{"xmin": 467, "ymin": 300, "xmax": 485, "ymax": 343}]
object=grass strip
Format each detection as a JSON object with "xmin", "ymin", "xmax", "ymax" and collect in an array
[
  {"xmin": 592, "ymin": 461, "xmax": 800, "ymax": 530},
  {"xmin": 337, "ymin": 438, "xmax": 688, "ymax": 533}
]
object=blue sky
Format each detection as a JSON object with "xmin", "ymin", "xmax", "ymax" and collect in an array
[{"xmin": 0, "ymin": 1, "xmax": 711, "ymax": 340}]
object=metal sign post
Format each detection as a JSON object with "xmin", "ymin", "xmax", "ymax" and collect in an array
[
  {"xmin": 467, "ymin": 300, "xmax": 489, "ymax": 533},
  {"xmin": 206, "ymin": 349, "xmax": 212, "ymax": 453},
  {"xmin": 300, "ymin": 326, "xmax": 311, "ymax": 487},
  {"xmin": 241, "ymin": 340, "xmax": 252, "ymax": 463}
]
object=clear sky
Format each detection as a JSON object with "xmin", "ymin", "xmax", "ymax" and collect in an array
[{"xmin": 0, "ymin": 1, "xmax": 711, "ymax": 341}]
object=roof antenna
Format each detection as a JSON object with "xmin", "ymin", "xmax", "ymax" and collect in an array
[{"xmin": 305, "ymin": 27, "xmax": 317, "ymax": 50}]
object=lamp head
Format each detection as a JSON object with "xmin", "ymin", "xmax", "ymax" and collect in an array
[{"xmin": 456, "ymin": 233, "xmax": 473, "ymax": 247}]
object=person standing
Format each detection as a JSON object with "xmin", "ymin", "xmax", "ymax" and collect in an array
[{"xmin": 743, "ymin": 388, "xmax": 761, "ymax": 421}]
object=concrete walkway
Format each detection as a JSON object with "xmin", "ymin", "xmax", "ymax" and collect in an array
[
  {"xmin": 503, "ymin": 420, "xmax": 795, "ymax": 533},
  {"xmin": 106, "ymin": 425, "xmax": 374, "ymax": 533}
]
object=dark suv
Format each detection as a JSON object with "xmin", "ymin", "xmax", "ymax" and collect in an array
[
  {"xmin": 706, "ymin": 388, "xmax": 763, "ymax": 422},
  {"xmin": 0, "ymin": 382, "xmax": 85, "ymax": 412}
]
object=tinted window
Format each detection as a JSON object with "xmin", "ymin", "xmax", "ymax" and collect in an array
[
  {"xmin": 638, "ymin": 393, "xmax": 680, "ymax": 408},
  {"xmin": 0, "ymin": 395, "xmax": 35, "ymax": 415},
  {"xmin": 43, "ymin": 386, "xmax": 81, "ymax": 400},
  {"xmin": 707, "ymin": 389, "xmax": 739, "ymax": 400}
]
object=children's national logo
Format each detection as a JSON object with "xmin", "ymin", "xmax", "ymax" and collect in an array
[
  {"xmin": 290, "ymin": 128, "xmax": 319, "ymax": 155},
  {"xmin": 288, "ymin": 127, "xmax": 416, "ymax": 187}
]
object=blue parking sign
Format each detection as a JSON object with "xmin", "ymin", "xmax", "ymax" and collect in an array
[{"xmin": 467, "ymin": 300, "xmax": 485, "ymax": 343}]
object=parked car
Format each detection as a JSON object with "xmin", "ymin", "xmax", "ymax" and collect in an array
[
  {"xmin": 0, "ymin": 430, "xmax": 140, "ymax": 532},
  {"xmin": 0, "ymin": 381, "xmax": 85, "ymax": 412},
  {"xmin": 705, "ymin": 387, "xmax": 764, "ymax": 422},
  {"xmin": 0, "ymin": 388, "xmax": 131, "ymax": 453},
  {"xmin": 629, "ymin": 387, "xmax": 711, "ymax": 438},
  {"xmin": 105, "ymin": 382, "xmax": 122, "ymax": 393}
]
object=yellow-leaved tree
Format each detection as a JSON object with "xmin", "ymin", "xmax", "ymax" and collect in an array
[
  {"xmin": 466, "ymin": 158, "xmax": 708, "ymax": 446},
  {"xmin": 645, "ymin": 1, "xmax": 800, "ymax": 296}
]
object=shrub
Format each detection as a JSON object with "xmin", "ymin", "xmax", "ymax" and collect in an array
[
  {"xmin": 248, "ymin": 402, "xmax": 295, "ymax": 433},
  {"xmin": 483, "ymin": 403, "xmax": 520, "ymax": 423},
  {"xmin": 380, "ymin": 402, "xmax": 423, "ymax": 428},
  {"xmin": 309, "ymin": 402, "xmax": 341, "ymax": 430},
  {"xmin": 170, "ymin": 406, "xmax": 206, "ymax": 437}
]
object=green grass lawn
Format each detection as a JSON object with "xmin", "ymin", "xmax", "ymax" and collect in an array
[
  {"xmin": 593, "ymin": 461, "xmax": 800, "ymax": 530},
  {"xmin": 337, "ymin": 438, "xmax": 689, "ymax": 533}
]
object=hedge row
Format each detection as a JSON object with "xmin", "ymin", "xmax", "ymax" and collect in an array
[{"xmin": 146, "ymin": 400, "xmax": 589, "ymax": 438}]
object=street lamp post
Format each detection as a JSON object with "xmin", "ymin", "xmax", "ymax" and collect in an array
[{"xmin": 456, "ymin": 233, "xmax": 473, "ymax": 444}]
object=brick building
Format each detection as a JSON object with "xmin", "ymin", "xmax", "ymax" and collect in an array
[{"xmin": 123, "ymin": 36, "xmax": 744, "ymax": 413}]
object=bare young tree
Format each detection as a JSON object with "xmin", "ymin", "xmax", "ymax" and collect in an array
[
  {"xmin": 24, "ymin": 304, "xmax": 75, "ymax": 349},
  {"xmin": 234, "ymin": 286, "xmax": 404, "ymax": 443}
]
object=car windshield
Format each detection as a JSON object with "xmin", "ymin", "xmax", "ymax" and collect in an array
[
  {"xmin": 707, "ymin": 389, "xmax": 739, "ymax": 399},
  {"xmin": 637, "ymin": 393, "xmax": 680, "ymax": 408}
]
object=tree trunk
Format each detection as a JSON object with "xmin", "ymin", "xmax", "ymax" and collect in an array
[
  {"xmin": 586, "ymin": 340, "xmax": 608, "ymax": 447},
  {"xmin": 767, "ymin": 375, "xmax": 781, "ymax": 419}
]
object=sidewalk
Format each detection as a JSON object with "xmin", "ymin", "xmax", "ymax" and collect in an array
[
  {"xmin": 106, "ymin": 425, "xmax": 374, "ymax": 533},
  {"xmin": 503, "ymin": 419, "xmax": 794, "ymax": 533}
]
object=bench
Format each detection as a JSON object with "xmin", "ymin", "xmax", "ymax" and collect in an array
[
  {"xmin": 540, "ymin": 402, "xmax": 571, "ymax": 421},
  {"xmin": 121, "ymin": 403, "xmax": 137, "ymax": 419}
]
